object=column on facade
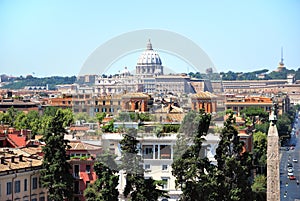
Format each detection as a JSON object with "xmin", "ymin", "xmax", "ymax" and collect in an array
[
  {"xmin": 131, "ymin": 100, "xmax": 135, "ymax": 111},
  {"xmin": 207, "ymin": 101, "xmax": 211, "ymax": 113},
  {"xmin": 212, "ymin": 101, "xmax": 216, "ymax": 113},
  {"xmin": 198, "ymin": 101, "xmax": 203, "ymax": 110},
  {"xmin": 158, "ymin": 144, "xmax": 160, "ymax": 159},
  {"xmin": 152, "ymin": 144, "xmax": 155, "ymax": 159}
]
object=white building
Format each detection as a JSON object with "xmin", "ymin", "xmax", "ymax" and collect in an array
[
  {"xmin": 94, "ymin": 40, "xmax": 195, "ymax": 96},
  {"xmin": 101, "ymin": 132, "xmax": 220, "ymax": 201}
]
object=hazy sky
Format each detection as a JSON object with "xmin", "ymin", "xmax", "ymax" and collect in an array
[{"xmin": 0, "ymin": 0, "xmax": 299, "ymax": 77}]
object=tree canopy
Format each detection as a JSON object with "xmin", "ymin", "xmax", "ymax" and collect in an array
[
  {"xmin": 40, "ymin": 108, "xmax": 74, "ymax": 201},
  {"xmin": 84, "ymin": 151, "xmax": 119, "ymax": 201},
  {"xmin": 120, "ymin": 128, "xmax": 168, "ymax": 200}
]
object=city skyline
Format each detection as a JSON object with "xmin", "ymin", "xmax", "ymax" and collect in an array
[{"xmin": 0, "ymin": 0, "xmax": 300, "ymax": 77}]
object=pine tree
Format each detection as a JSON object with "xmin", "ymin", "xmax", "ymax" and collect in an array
[
  {"xmin": 120, "ymin": 128, "xmax": 168, "ymax": 200},
  {"xmin": 84, "ymin": 151, "xmax": 119, "ymax": 201},
  {"xmin": 214, "ymin": 111, "xmax": 253, "ymax": 201},
  {"xmin": 40, "ymin": 109, "xmax": 74, "ymax": 201},
  {"xmin": 172, "ymin": 109, "xmax": 216, "ymax": 200}
]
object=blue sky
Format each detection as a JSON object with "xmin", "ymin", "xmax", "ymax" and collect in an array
[{"xmin": 0, "ymin": 0, "xmax": 299, "ymax": 77}]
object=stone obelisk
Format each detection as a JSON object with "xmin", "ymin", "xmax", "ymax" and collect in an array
[{"xmin": 267, "ymin": 100, "xmax": 280, "ymax": 201}]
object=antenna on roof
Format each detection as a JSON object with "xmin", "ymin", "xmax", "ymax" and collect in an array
[{"xmin": 280, "ymin": 46, "xmax": 284, "ymax": 65}]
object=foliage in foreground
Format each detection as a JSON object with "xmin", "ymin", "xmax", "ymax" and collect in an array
[
  {"xmin": 84, "ymin": 152, "xmax": 119, "ymax": 201},
  {"xmin": 120, "ymin": 128, "xmax": 168, "ymax": 201},
  {"xmin": 40, "ymin": 109, "xmax": 74, "ymax": 201}
]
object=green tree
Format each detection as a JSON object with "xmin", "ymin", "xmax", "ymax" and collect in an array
[
  {"xmin": 40, "ymin": 109, "xmax": 74, "ymax": 201},
  {"xmin": 84, "ymin": 151, "xmax": 119, "ymax": 201},
  {"xmin": 255, "ymin": 122, "xmax": 269, "ymax": 134},
  {"xmin": 26, "ymin": 110, "xmax": 41, "ymax": 136},
  {"xmin": 6, "ymin": 106, "xmax": 18, "ymax": 126},
  {"xmin": 172, "ymin": 110, "xmax": 216, "ymax": 200},
  {"xmin": 179, "ymin": 110, "xmax": 199, "ymax": 137},
  {"xmin": 96, "ymin": 112, "xmax": 106, "ymax": 124},
  {"xmin": 253, "ymin": 131, "xmax": 267, "ymax": 175},
  {"xmin": 43, "ymin": 106, "xmax": 59, "ymax": 117},
  {"xmin": 102, "ymin": 120, "xmax": 115, "ymax": 133},
  {"xmin": 276, "ymin": 113, "xmax": 292, "ymax": 137},
  {"xmin": 14, "ymin": 111, "xmax": 28, "ymax": 130},
  {"xmin": 214, "ymin": 111, "xmax": 253, "ymax": 201},
  {"xmin": 252, "ymin": 175, "xmax": 267, "ymax": 201},
  {"xmin": 120, "ymin": 128, "xmax": 168, "ymax": 200},
  {"xmin": 240, "ymin": 106, "xmax": 269, "ymax": 124},
  {"xmin": 75, "ymin": 112, "xmax": 97, "ymax": 123}
]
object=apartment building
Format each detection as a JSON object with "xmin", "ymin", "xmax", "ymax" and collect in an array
[
  {"xmin": 101, "ymin": 132, "xmax": 220, "ymax": 201},
  {"xmin": 67, "ymin": 140, "xmax": 102, "ymax": 201},
  {"xmin": 0, "ymin": 147, "xmax": 47, "ymax": 201}
]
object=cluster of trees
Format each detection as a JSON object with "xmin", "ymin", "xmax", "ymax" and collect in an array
[
  {"xmin": 84, "ymin": 128, "xmax": 168, "ymax": 201},
  {"xmin": 220, "ymin": 68, "xmax": 300, "ymax": 81},
  {"xmin": 0, "ymin": 107, "xmax": 74, "ymax": 137},
  {"xmin": 172, "ymin": 110, "xmax": 255, "ymax": 200},
  {"xmin": 1, "ymin": 75, "xmax": 76, "ymax": 90}
]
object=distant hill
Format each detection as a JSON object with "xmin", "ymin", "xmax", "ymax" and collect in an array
[{"xmin": 0, "ymin": 75, "xmax": 76, "ymax": 90}]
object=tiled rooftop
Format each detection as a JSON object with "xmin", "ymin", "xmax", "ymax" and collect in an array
[
  {"xmin": 191, "ymin": 91, "xmax": 217, "ymax": 99},
  {"xmin": 68, "ymin": 141, "xmax": 102, "ymax": 151},
  {"xmin": 0, "ymin": 147, "xmax": 42, "ymax": 172}
]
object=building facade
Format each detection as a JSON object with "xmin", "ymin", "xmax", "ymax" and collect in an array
[{"xmin": 0, "ymin": 147, "xmax": 47, "ymax": 201}]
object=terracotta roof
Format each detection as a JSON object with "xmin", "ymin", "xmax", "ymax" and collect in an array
[
  {"xmin": 0, "ymin": 148, "xmax": 42, "ymax": 172},
  {"xmin": 68, "ymin": 141, "xmax": 102, "ymax": 151},
  {"xmin": 122, "ymin": 93, "xmax": 149, "ymax": 98},
  {"xmin": 191, "ymin": 91, "xmax": 217, "ymax": 99},
  {"xmin": 70, "ymin": 126, "xmax": 89, "ymax": 131},
  {"xmin": 167, "ymin": 113, "xmax": 185, "ymax": 122},
  {"xmin": 7, "ymin": 134, "xmax": 27, "ymax": 147}
]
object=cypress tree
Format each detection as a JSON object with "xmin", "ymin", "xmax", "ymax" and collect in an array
[{"xmin": 40, "ymin": 109, "xmax": 74, "ymax": 201}]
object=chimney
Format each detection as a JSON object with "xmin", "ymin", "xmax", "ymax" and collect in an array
[{"xmin": 0, "ymin": 157, "xmax": 5, "ymax": 164}]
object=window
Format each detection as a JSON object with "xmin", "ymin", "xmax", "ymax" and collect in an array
[
  {"xmin": 39, "ymin": 197, "xmax": 45, "ymax": 201},
  {"xmin": 39, "ymin": 178, "xmax": 42, "ymax": 188},
  {"xmin": 86, "ymin": 165, "xmax": 91, "ymax": 173},
  {"xmin": 15, "ymin": 180, "xmax": 21, "ymax": 193},
  {"xmin": 162, "ymin": 165, "xmax": 168, "ymax": 171},
  {"xmin": 144, "ymin": 164, "xmax": 151, "ymax": 170},
  {"xmin": 31, "ymin": 198, "xmax": 37, "ymax": 201},
  {"xmin": 143, "ymin": 145, "xmax": 153, "ymax": 159},
  {"xmin": 24, "ymin": 178, "xmax": 28, "ymax": 191},
  {"xmin": 32, "ymin": 177, "xmax": 38, "ymax": 189},
  {"xmin": 160, "ymin": 145, "xmax": 171, "ymax": 159},
  {"xmin": 74, "ymin": 181, "xmax": 80, "ymax": 194},
  {"xmin": 161, "ymin": 177, "xmax": 168, "ymax": 189},
  {"xmin": 7, "ymin": 181, "xmax": 12, "ymax": 195}
]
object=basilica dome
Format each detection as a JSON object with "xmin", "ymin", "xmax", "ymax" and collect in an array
[
  {"xmin": 137, "ymin": 40, "xmax": 162, "ymax": 65},
  {"xmin": 136, "ymin": 40, "xmax": 163, "ymax": 76}
]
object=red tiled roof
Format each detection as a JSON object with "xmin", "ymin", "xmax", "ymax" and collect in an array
[
  {"xmin": 7, "ymin": 134, "xmax": 27, "ymax": 147},
  {"xmin": 70, "ymin": 126, "xmax": 89, "ymax": 131}
]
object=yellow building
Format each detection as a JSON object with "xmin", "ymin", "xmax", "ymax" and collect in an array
[{"xmin": 0, "ymin": 147, "xmax": 47, "ymax": 201}]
